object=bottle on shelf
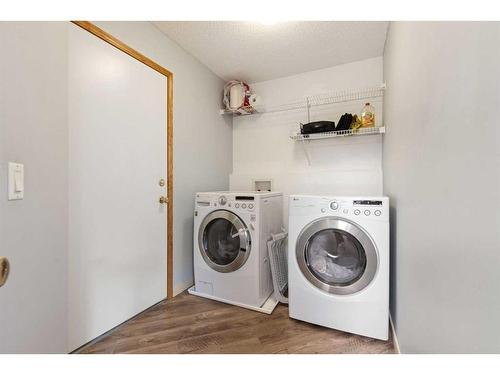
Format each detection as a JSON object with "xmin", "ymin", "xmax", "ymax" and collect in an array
[{"xmin": 361, "ymin": 102, "xmax": 375, "ymax": 128}]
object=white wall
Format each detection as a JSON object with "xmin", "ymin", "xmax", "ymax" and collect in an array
[
  {"xmin": 231, "ymin": 57, "xmax": 384, "ymax": 224},
  {"xmin": 0, "ymin": 21, "xmax": 232, "ymax": 353},
  {"xmin": 0, "ymin": 22, "xmax": 68, "ymax": 353},
  {"xmin": 384, "ymin": 22, "xmax": 500, "ymax": 353},
  {"xmin": 94, "ymin": 22, "xmax": 233, "ymax": 295}
]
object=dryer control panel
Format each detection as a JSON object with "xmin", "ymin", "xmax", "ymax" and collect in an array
[
  {"xmin": 328, "ymin": 198, "xmax": 387, "ymax": 221},
  {"xmin": 351, "ymin": 199, "xmax": 384, "ymax": 218},
  {"xmin": 290, "ymin": 195, "xmax": 389, "ymax": 222}
]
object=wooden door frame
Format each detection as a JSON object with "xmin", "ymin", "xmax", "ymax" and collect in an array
[{"xmin": 71, "ymin": 21, "xmax": 174, "ymax": 299}]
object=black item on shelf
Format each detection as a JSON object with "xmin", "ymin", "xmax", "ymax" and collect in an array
[
  {"xmin": 336, "ymin": 113, "xmax": 353, "ymax": 131},
  {"xmin": 300, "ymin": 121, "xmax": 336, "ymax": 134}
]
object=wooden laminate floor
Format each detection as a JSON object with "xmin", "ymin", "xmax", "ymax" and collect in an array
[{"xmin": 75, "ymin": 291, "xmax": 395, "ymax": 354}]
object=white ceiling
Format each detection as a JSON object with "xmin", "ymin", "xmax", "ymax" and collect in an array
[{"xmin": 153, "ymin": 21, "xmax": 389, "ymax": 83}]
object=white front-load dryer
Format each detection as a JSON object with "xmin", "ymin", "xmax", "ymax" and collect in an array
[
  {"xmin": 288, "ymin": 195, "xmax": 389, "ymax": 340},
  {"xmin": 194, "ymin": 191, "xmax": 283, "ymax": 309}
]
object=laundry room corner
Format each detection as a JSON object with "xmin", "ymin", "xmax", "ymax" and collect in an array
[{"xmin": 230, "ymin": 57, "xmax": 384, "ymax": 227}]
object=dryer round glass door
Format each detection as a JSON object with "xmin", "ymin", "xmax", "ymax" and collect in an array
[
  {"xmin": 296, "ymin": 217, "xmax": 378, "ymax": 295},
  {"xmin": 199, "ymin": 210, "xmax": 251, "ymax": 273}
]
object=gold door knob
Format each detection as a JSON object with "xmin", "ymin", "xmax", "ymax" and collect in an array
[
  {"xmin": 159, "ymin": 196, "xmax": 168, "ymax": 204},
  {"xmin": 0, "ymin": 257, "xmax": 10, "ymax": 288}
]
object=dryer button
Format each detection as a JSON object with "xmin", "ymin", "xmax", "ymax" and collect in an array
[
  {"xmin": 375, "ymin": 210, "xmax": 381, "ymax": 216},
  {"xmin": 235, "ymin": 203, "xmax": 240, "ymax": 208},
  {"xmin": 248, "ymin": 204, "xmax": 254, "ymax": 209},
  {"xmin": 241, "ymin": 203, "xmax": 247, "ymax": 209},
  {"xmin": 354, "ymin": 209, "xmax": 361, "ymax": 215},
  {"xmin": 364, "ymin": 210, "xmax": 371, "ymax": 216}
]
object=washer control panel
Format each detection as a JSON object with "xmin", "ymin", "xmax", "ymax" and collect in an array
[
  {"xmin": 230, "ymin": 200, "xmax": 255, "ymax": 212},
  {"xmin": 196, "ymin": 194, "xmax": 256, "ymax": 212},
  {"xmin": 230, "ymin": 195, "xmax": 256, "ymax": 212}
]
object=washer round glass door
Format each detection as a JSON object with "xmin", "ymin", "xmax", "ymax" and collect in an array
[
  {"xmin": 296, "ymin": 217, "xmax": 378, "ymax": 295},
  {"xmin": 199, "ymin": 210, "xmax": 251, "ymax": 273}
]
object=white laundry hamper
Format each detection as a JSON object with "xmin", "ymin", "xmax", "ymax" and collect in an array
[{"xmin": 267, "ymin": 231, "xmax": 288, "ymax": 304}]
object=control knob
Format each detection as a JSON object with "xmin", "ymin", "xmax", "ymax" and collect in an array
[{"xmin": 330, "ymin": 201, "xmax": 339, "ymax": 210}]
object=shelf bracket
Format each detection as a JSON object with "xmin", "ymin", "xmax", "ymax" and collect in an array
[
  {"xmin": 300, "ymin": 138, "xmax": 312, "ymax": 166},
  {"xmin": 306, "ymin": 97, "xmax": 311, "ymax": 123}
]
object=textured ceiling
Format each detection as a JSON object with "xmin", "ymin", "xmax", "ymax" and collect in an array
[{"xmin": 153, "ymin": 21, "xmax": 389, "ymax": 83}]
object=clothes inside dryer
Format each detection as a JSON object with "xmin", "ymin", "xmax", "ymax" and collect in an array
[
  {"xmin": 305, "ymin": 229, "xmax": 367, "ymax": 286},
  {"xmin": 203, "ymin": 218, "xmax": 241, "ymax": 265}
]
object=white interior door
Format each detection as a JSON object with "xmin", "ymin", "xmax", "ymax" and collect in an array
[{"xmin": 67, "ymin": 24, "xmax": 167, "ymax": 351}]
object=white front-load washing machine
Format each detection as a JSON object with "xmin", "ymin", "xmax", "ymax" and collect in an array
[
  {"xmin": 288, "ymin": 195, "xmax": 389, "ymax": 340},
  {"xmin": 193, "ymin": 191, "xmax": 283, "ymax": 309}
]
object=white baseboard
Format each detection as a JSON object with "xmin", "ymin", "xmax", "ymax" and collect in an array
[
  {"xmin": 173, "ymin": 280, "xmax": 194, "ymax": 297},
  {"xmin": 389, "ymin": 313, "xmax": 401, "ymax": 354}
]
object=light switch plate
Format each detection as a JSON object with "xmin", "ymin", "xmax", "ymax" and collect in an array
[{"xmin": 8, "ymin": 162, "xmax": 24, "ymax": 200}]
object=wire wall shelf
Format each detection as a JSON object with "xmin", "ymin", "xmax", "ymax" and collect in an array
[
  {"xmin": 220, "ymin": 84, "xmax": 386, "ymax": 166},
  {"xmin": 290, "ymin": 126, "xmax": 385, "ymax": 141},
  {"xmin": 219, "ymin": 84, "xmax": 385, "ymax": 116},
  {"xmin": 305, "ymin": 84, "xmax": 385, "ymax": 108},
  {"xmin": 292, "ymin": 126, "xmax": 385, "ymax": 166}
]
